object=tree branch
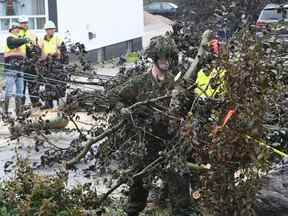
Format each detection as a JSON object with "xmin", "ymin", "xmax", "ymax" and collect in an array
[
  {"xmin": 183, "ymin": 29, "xmax": 213, "ymax": 81},
  {"xmin": 128, "ymin": 95, "xmax": 172, "ymax": 110},
  {"xmin": 97, "ymin": 142, "xmax": 209, "ymax": 206},
  {"xmin": 65, "ymin": 121, "xmax": 124, "ymax": 169}
]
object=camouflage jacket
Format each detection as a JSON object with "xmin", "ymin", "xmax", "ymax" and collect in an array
[
  {"xmin": 109, "ymin": 69, "xmax": 175, "ymax": 149},
  {"xmin": 116, "ymin": 69, "xmax": 175, "ymax": 106}
]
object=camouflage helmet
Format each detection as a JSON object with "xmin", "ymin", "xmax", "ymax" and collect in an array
[{"xmin": 145, "ymin": 36, "xmax": 178, "ymax": 63}]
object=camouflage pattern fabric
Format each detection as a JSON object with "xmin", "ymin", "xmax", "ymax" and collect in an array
[{"xmin": 111, "ymin": 70, "xmax": 202, "ymax": 216}]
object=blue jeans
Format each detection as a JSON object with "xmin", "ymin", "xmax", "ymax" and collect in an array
[{"xmin": 5, "ymin": 70, "xmax": 24, "ymax": 98}]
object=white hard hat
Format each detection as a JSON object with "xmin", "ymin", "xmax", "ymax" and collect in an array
[
  {"xmin": 19, "ymin": 16, "xmax": 29, "ymax": 23},
  {"xmin": 44, "ymin": 20, "xmax": 56, "ymax": 29},
  {"xmin": 9, "ymin": 22, "xmax": 20, "ymax": 31}
]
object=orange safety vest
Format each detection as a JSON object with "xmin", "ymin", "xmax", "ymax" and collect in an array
[{"xmin": 4, "ymin": 34, "xmax": 26, "ymax": 58}]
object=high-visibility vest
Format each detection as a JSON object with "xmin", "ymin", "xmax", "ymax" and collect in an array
[
  {"xmin": 41, "ymin": 35, "xmax": 63, "ymax": 58},
  {"xmin": 4, "ymin": 33, "xmax": 26, "ymax": 58},
  {"xmin": 195, "ymin": 68, "xmax": 226, "ymax": 98},
  {"xmin": 19, "ymin": 29, "xmax": 36, "ymax": 42}
]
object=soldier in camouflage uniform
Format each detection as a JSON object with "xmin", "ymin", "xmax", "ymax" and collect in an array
[{"xmin": 112, "ymin": 36, "xmax": 201, "ymax": 216}]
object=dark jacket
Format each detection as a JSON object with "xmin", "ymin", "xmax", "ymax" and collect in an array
[{"xmin": 4, "ymin": 36, "xmax": 28, "ymax": 63}]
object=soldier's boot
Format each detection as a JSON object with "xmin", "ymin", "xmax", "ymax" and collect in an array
[
  {"xmin": 2, "ymin": 98, "xmax": 10, "ymax": 121},
  {"xmin": 15, "ymin": 96, "xmax": 23, "ymax": 118}
]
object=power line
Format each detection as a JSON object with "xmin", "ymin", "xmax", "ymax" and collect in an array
[{"xmin": 0, "ymin": 69, "xmax": 104, "ymax": 91}]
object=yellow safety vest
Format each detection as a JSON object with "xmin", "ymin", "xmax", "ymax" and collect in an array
[
  {"xmin": 19, "ymin": 29, "xmax": 36, "ymax": 42},
  {"xmin": 195, "ymin": 68, "xmax": 226, "ymax": 98},
  {"xmin": 19, "ymin": 29, "xmax": 38, "ymax": 52},
  {"xmin": 41, "ymin": 35, "xmax": 63, "ymax": 58},
  {"xmin": 4, "ymin": 33, "xmax": 27, "ymax": 58}
]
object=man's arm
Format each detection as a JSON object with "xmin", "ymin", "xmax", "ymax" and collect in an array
[
  {"xmin": 108, "ymin": 73, "xmax": 149, "ymax": 108},
  {"xmin": 7, "ymin": 36, "xmax": 28, "ymax": 49}
]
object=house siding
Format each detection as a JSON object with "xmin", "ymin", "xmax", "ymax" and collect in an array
[
  {"xmin": 86, "ymin": 37, "xmax": 143, "ymax": 63},
  {"xmin": 1, "ymin": 37, "xmax": 143, "ymax": 63},
  {"xmin": 0, "ymin": 0, "xmax": 144, "ymax": 63}
]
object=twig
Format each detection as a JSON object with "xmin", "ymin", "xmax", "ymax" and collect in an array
[
  {"xmin": 98, "ymin": 156, "xmax": 165, "ymax": 206},
  {"xmin": 69, "ymin": 115, "xmax": 85, "ymax": 138},
  {"xmin": 65, "ymin": 121, "xmax": 124, "ymax": 168},
  {"xmin": 98, "ymin": 180, "xmax": 125, "ymax": 205},
  {"xmin": 38, "ymin": 131, "xmax": 68, "ymax": 151},
  {"xmin": 97, "ymin": 145, "xmax": 208, "ymax": 206},
  {"xmin": 186, "ymin": 162, "xmax": 210, "ymax": 172},
  {"xmin": 128, "ymin": 95, "xmax": 171, "ymax": 110},
  {"xmin": 149, "ymin": 105, "xmax": 181, "ymax": 121},
  {"xmin": 246, "ymin": 135, "xmax": 288, "ymax": 158}
]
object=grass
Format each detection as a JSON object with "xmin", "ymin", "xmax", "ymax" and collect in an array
[{"xmin": 126, "ymin": 52, "xmax": 140, "ymax": 63}]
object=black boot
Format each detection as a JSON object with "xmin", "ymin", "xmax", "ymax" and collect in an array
[
  {"xmin": 21, "ymin": 96, "xmax": 26, "ymax": 106},
  {"xmin": 15, "ymin": 96, "xmax": 23, "ymax": 118},
  {"xmin": 2, "ymin": 97, "xmax": 9, "ymax": 121}
]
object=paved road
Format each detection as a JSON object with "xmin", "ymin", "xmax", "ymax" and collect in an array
[{"xmin": 143, "ymin": 23, "xmax": 173, "ymax": 48}]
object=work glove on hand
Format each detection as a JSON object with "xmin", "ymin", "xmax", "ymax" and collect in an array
[
  {"xmin": 115, "ymin": 102, "xmax": 131, "ymax": 117},
  {"xmin": 120, "ymin": 107, "xmax": 131, "ymax": 116},
  {"xmin": 24, "ymin": 37, "xmax": 31, "ymax": 43}
]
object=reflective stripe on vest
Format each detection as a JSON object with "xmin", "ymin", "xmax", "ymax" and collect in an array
[
  {"xmin": 42, "ymin": 36, "xmax": 63, "ymax": 57},
  {"xmin": 195, "ymin": 68, "xmax": 226, "ymax": 97},
  {"xmin": 4, "ymin": 34, "xmax": 26, "ymax": 58}
]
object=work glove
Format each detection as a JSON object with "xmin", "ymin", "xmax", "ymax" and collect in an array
[
  {"xmin": 24, "ymin": 37, "xmax": 32, "ymax": 44},
  {"xmin": 120, "ymin": 107, "xmax": 131, "ymax": 116},
  {"xmin": 114, "ymin": 102, "xmax": 131, "ymax": 117}
]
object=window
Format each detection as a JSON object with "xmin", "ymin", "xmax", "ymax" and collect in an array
[
  {"xmin": 0, "ymin": 0, "xmax": 47, "ymax": 31},
  {"xmin": 260, "ymin": 8, "xmax": 284, "ymax": 21},
  {"xmin": 161, "ymin": 3, "xmax": 173, "ymax": 10},
  {"xmin": 146, "ymin": 3, "xmax": 161, "ymax": 10}
]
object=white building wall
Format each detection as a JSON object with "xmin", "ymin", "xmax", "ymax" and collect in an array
[
  {"xmin": 56, "ymin": 0, "xmax": 144, "ymax": 51},
  {"xmin": 0, "ymin": 0, "xmax": 144, "ymax": 52}
]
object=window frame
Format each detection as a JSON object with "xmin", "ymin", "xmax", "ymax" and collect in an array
[{"xmin": 0, "ymin": 0, "xmax": 49, "ymax": 32}]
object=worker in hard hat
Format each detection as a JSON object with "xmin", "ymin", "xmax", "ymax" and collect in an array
[
  {"xmin": 40, "ymin": 21, "xmax": 67, "ymax": 109},
  {"xmin": 3, "ymin": 22, "xmax": 30, "ymax": 119},
  {"xmin": 40, "ymin": 21, "xmax": 64, "ymax": 59},
  {"xmin": 19, "ymin": 16, "xmax": 37, "ymax": 43},
  {"xmin": 195, "ymin": 34, "xmax": 226, "ymax": 98},
  {"xmin": 18, "ymin": 16, "xmax": 41, "ymax": 107}
]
